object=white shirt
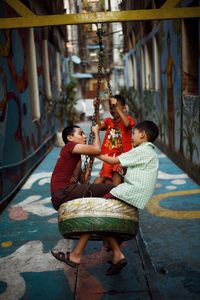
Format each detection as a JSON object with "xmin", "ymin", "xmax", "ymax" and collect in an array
[{"xmin": 111, "ymin": 142, "xmax": 159, "ymax": 209}]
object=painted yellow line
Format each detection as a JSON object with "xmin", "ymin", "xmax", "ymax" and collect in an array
[
  {"xmin": 1, "ymin": 241, "xmax": 13, "ymax": 247},
  {"xmin": 146, "ymin": 189, "xmax": 200, "ymax": 219}
]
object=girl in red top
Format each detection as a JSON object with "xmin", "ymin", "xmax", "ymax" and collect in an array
[{"xmin": 94, "ymin": 95, "xmax": 135, "ymax": 185}]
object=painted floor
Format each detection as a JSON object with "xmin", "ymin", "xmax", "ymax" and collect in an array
[{"xmin": 0, "ymin": 121, "xmax": 200, "ymax": 300}]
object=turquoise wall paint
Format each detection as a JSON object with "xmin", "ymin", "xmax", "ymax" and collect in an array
[
  {"xmin": 0, "ymin": 2, "xmax": 65, "ymax": 206},
  {"xmin": 124, "ymin": 19, "xmax": 200, "ymax": 184}
]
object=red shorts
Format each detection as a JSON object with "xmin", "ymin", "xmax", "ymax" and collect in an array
[{"xmin": 100, "ymin": 158, "xmax": 123, "ymax": 179}]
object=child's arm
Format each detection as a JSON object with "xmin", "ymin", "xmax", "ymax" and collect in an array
[
  {"xmin": 110, "ymin": 98, "xmax": 130, "ymax": 127},
  {"xmin": 73, "ymin": 125, "xmax": 101, "ymax": 156},
  {"xmin": 96, "ymin": 154, "xmax": 120, "ymax": 165},
  {"xmin": 93, "ymin": 98, "xmax": 106, "ymax": 130}
]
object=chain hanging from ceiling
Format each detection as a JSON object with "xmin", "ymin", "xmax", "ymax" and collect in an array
[{"xmin": 81, "ymin": 23, "xmax": 113, "ymax": 184}]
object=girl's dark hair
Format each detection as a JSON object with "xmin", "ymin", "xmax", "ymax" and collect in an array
[
  {"xmin": 135, "ymin": 121, "xmax": 159, "ymax": 143},
  {"xmin": 113, "ymin": 94, "xmax": 126, "ymax": 106},
  {"xmin": 62, "ymin": 125, "xmax": 80, "ymax": 144}
]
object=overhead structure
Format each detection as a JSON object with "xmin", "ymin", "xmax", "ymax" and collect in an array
[{"xmin": 1, "ymin": 0, "xmax": 200, "ymax": 29}]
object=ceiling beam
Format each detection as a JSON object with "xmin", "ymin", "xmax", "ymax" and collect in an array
[
  {"xmin": 4, "ymin": 0, "xmax": 35, "ymax": 17},
  {"xmin": 0, "ymin": 7, "xmax": 199, "ymax": 29},
  {"xmin": 160, "ymin": 0, "xmax": 181, "ymax": 9}
]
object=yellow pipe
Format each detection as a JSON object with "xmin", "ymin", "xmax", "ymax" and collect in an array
[
  {"xmin": 0, "ymin": 8, "xmax": 200, "ymax": 29},
  {"xmin": 160, "ymin": 0, "xmax": 180, "ymax": 9},
  {"xmin": 4, "ymin": 0, "xmax": 35, "ymax": 16}
]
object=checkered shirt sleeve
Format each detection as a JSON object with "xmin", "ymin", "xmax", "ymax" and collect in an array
[{"xmin": 110, "ymin": 143, "xmax": 159, "ymax": 209}]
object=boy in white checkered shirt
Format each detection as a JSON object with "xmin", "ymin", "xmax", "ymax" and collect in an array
[{"xmin": 98, "ymin": 120, "xmax": 159, "ymax": 209}]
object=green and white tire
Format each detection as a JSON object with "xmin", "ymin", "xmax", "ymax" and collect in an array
[{"xmin": 58, "ymin": 197, "xmax": 139, "ymax": 240}]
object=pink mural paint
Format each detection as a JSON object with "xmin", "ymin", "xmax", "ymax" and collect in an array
[{"xmin": 8, "ymin": 206, "xmax": 28, "ymax": 220}]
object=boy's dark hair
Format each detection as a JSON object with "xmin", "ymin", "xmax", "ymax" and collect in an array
[
  {"xmin": 135, "ymin": 121, "xmax": 159, "ymax": 143},
  {"xmin": 62, "ymin": 125, "xmax": 80, "ymax": 144},
  {"xmin": 113, "ymin": 94, "xmax": 126, "ymax": 106}
]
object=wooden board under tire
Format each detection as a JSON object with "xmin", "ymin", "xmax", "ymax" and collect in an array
[{"xmin": 58, "ymin": 197, "xmax": 139, "ymax": 240}]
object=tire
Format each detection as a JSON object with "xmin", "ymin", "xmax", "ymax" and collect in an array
[{"xmin": 58, "ymin": 197, "xmax": 139, "ymax": 240}]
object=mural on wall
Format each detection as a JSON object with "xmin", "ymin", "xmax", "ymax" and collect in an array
[
  {"xmin": 163, "ymin": 31, "xmax": 177, "ymax": 150},
  {"xmin": 0, "ymin": 1, "xmax": 65, "ymax": 205},
  {"xmin": 0, "ymin": 27, "xmax": 29, "ymax": 200},
  {"xmin": 160, "ymin": 21, "xmax": 181, "ymax": 152},
  {"xmin": 182, "ymin": 95, "xmax": 199, "ymax": 162},
  {"xmin": 124, "ymin": 18, "xmax": 200, "ymax": 184}
]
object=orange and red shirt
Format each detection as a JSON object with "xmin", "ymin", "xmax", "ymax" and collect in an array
[{"xmin": 101, "ymin": 116, "xmax": 135, "ymax": 155}]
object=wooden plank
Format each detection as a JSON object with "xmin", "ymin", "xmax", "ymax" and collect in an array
[
  {"xmin": 4, "ymin": 0, "xmax": 35, "ymax": 17},
  {"xmin": 0, "ymin": 7, "xmax": 199, "ymax": 29},
  {"xmin": 160, "ymin": 0, "xmax": 181, "ymax": 9}
]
